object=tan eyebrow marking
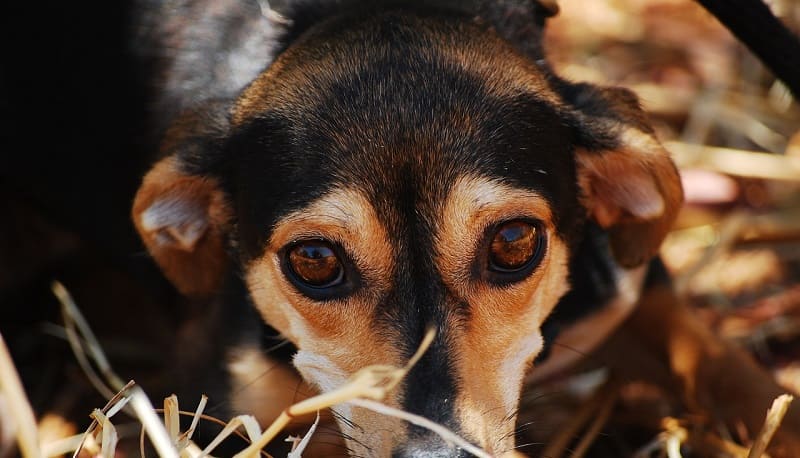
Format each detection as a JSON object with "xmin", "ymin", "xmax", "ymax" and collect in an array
[
  {"xmin": 268, "ymin": 188, "xmax": 393, "ymax": 284},
  {"xmin": 435, "ymin": 174, "xmax": 555, "ymax": 288}
]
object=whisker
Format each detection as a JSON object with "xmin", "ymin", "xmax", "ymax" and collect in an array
[
  {"xmin": 549, "ymin": 341, "xmax": 590, "ymax": 358},
  {"xmin": 261, "ymin": 338, "xmax": 292, "ymax": 354},
  {"xmin": 504, "ymin": 420, "xmax": 540, "ymax": 440},
  {"xmin": 519, "ymin": 389, "xmax": 567, "ymax": 406},
  {"xmin": 503, "ymin": 406, "xmax": 521, "ymax": 423},
  {"xmin": 513, "ymin": 440, "xmax": 546, "ymax": 450},
  {"xmin": 331, "ymin": 409, "xmax": 361, "ymax": 432}
]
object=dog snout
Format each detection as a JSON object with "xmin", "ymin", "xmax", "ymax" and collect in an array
[{"xmin": 391, "ymin": 442, "xmax": 472, "ymax": 458}]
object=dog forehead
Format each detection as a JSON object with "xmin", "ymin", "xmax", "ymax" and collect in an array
[
  {"xmin": 232, "ymin": 9, "xmax": 559, "ymax": 125},
  {"xmin": 227, "ymin": 10, "xmax": 580, "ymax": 256}
]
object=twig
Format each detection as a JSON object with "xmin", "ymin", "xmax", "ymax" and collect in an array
[
  {"xmin": 667, "ymin": 142, "xmax": 800, "ymax": 182},
  {"xmin": 568, "ymin": 385, "xmax": 619, "ymax": 458},
  {"xmin": 748, "ymin": 394, "xmax": 794, "ymax": 458},
  {"xmin": 0, "ymin": 332, "xmax": 42, "ymax": 458},
  {"xmin": 52, "ymin": 281, "xmax": 178, "ymax": 458},
  {"xmin": 541, "ymin": 377, "xmax": 618, "ymax": 458}
]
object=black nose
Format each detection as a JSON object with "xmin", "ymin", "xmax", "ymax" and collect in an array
[{"xmin": 391, "ymin": 443, "xmax": 471, "ymax": 458}]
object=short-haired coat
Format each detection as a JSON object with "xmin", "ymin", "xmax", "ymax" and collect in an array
[{"xmin": 131, "ymin": 1, "xmax": 800, "ymax": 455}]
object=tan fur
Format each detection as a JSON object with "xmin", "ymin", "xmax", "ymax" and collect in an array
[
  {"xmin": 132, "ymin": 157, "xmax": 231, "ymax": 296},
  {"xmin": 245, "ymin": 187, "xmax": 407, "ymax": 456},
  {"xmin": 435, "ymin": 175, "xmax": 571, "ymax": 452}
]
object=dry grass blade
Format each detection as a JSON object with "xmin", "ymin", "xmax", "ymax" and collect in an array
[
  {"xmin": 52, "ymin": 281, "xmax": 125, "ymax": 397},
  {"xmin": 633, "ymin": 418, "xmax": 683, "ymax": 458},
  {"xmin": 232, "ymin": 328, "xmax": 491, "ymax": 458},
  {"xmin": 91, "ymin": 409, "xmax": 119, "ymax": 458},
  {"xmin": 199, "ymin": 414, "xmax": 262, "ymax": 457},
  {"xmin": 127, "ymin": 386, "xmax": 180, "ymax": 458},
  {"xmin": 72, "ymin": 380, "xmax": 135, "ymax": 458},
  {"xmin": 542, "ymin": 378, "xmax": 618, "ymax": 458},
  {"xmin": 668, "ymin": 142, "xmax": 800, "ymax": 182},
  {"xmin": 655, "ymin": 418, "xmax": 689, "ymax": 458},
  {"xmin": 567, "ymin": 384, "xmax": 619, "ymax": 458},
  {"xmin": 748, "ymin": 394, "xmax": 794, "ymax": 458},
  {"xmin": 0, "ymin": 332, "xmax": 42, "ymax": 458},
  {"xmin": 674, "ymin": 211, "xmax": 749, "ymax": 295},
  {"xmin": 286, "ymin": 412, "xmax": 319, "ymax": 458},
  {"xmin": 52, "ymin": 281, "xmax": 179, "ymax": 458},
  {"xmin": 703, "ymin": 433, "xmax": 755, "ymax": 458},
  {"xmin": 53, "ymin": 281, "xmax": 125, "ymax": 396},
  {"xmin": 40, "ymin": 435, "xmax": 86, "ymax": 458},
  {"xmin": 165, "ymin": 395, "xmax": 181, "ymax": 446},
  {"xmin": 177, "ymin": 395, "xmax": 208, "ymax": 448}
]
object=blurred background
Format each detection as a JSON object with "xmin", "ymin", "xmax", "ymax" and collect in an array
[
  {"xmin": 520, "ymin": 0, "xmax": 800, "ymax": 456},
  {"xmin": 1, "ymin": 0, "xmax": 799, "ymax": 456}
]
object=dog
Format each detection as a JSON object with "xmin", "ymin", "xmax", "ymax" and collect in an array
[{"xmin": 130, "ymin": 0, "xmax": 800, "ymax": 455}]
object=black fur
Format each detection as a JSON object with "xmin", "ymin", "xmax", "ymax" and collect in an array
[{"xmin": 128, "ymin": 1, "xmax": 670, "ymax": 454}]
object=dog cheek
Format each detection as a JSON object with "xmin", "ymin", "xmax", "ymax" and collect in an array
[
  {"xmin": 293, "ymin": 350, "xmax": 405, "ymax": 457},
  {"xmin": 293, "ymin": 350, "xmax": 350, "ymax": 401},
  {"xmin": 245, "ymin": 259, "xmax": 317, "ymax": 348}
]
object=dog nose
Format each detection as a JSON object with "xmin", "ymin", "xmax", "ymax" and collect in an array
[{"xmin": 391, "ymin": 443, "xmax": 471, "ymax": 458}]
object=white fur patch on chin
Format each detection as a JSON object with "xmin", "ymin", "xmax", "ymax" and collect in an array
[{"xmin": 293, "ymin": 350, "xmax": 352, "ymax": 420}]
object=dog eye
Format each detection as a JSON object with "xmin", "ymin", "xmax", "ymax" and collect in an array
[
  {"xmin": 287, "ymin": 241, "xmax": 344, "ymax": 288},
  {"xmin": 488, "ymin": 221, "xmax": 544, "ymax": 274}
]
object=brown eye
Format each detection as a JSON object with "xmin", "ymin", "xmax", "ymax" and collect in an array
[
  {"xmin": 489, "ymin": 221, "xmax": 543, "ymax": 273},
  {"xmin": 287, "ymin": 241, "xmax": 344, "ymax": 288}
]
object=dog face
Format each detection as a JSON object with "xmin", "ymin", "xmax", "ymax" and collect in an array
[{"xmin": 133, "ymin": 8, "xmax": 682, "ymax": 456}]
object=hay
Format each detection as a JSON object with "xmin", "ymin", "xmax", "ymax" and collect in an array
[{"xmin": 4, "ymin": 282, "xmax": 487, "ymax": 458}]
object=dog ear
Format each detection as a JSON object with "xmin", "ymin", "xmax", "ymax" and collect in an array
[
  {"xmin": 132, "ymin": 104, "xmax": 232, "ymax": 297},
  {"xmin": 567, "ymin": 84, "xmax": 684, "ymax": 267},
  {"xmin": 132, "ymin": 157, "xmax": 232, "ymax": 296}
]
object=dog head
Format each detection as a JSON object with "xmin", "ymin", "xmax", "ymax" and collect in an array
[{"xmin": 133, "ymin": 6, "xmax": 682, "ymax": 456}]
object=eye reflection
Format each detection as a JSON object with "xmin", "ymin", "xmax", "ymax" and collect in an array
[
  {"xmin": 489, "ymin": 221, "xmax": 541, "ymax": 273},
  {"xmin": 287, "ymin": 241, "xmax": 344, "ymax": 288}
]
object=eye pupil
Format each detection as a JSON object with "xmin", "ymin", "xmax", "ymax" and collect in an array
[
  {"xmin": 288, "ymin": 242, "xmax": 344, "ymax": 287},
  {"xmin": 489, "ymin": 221, "xmax": 540, "ymax": 272}
]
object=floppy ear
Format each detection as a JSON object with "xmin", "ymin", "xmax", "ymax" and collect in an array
[
  {"xmin": 132, "ymin": 103, "xmax": 233, "ymax": 297},
  {"xmin": 132, "ymin": 157, "xmax": 232, "ymax": 296},
  {"xmin": 568, "ymin": 85, "xmax": 684, "ymax": 267}
]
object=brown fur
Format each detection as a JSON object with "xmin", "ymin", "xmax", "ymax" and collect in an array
[
  {"xmin": 132, "ymin": 157, "xmax": 232, "ymax": 296},
  {"xmin": 129, "ymin": 4, "xmax": 800, "ymax": 456},
  {"xmin": 577, "ymin": 128, "xmax": 684, "ymax": 268}
]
